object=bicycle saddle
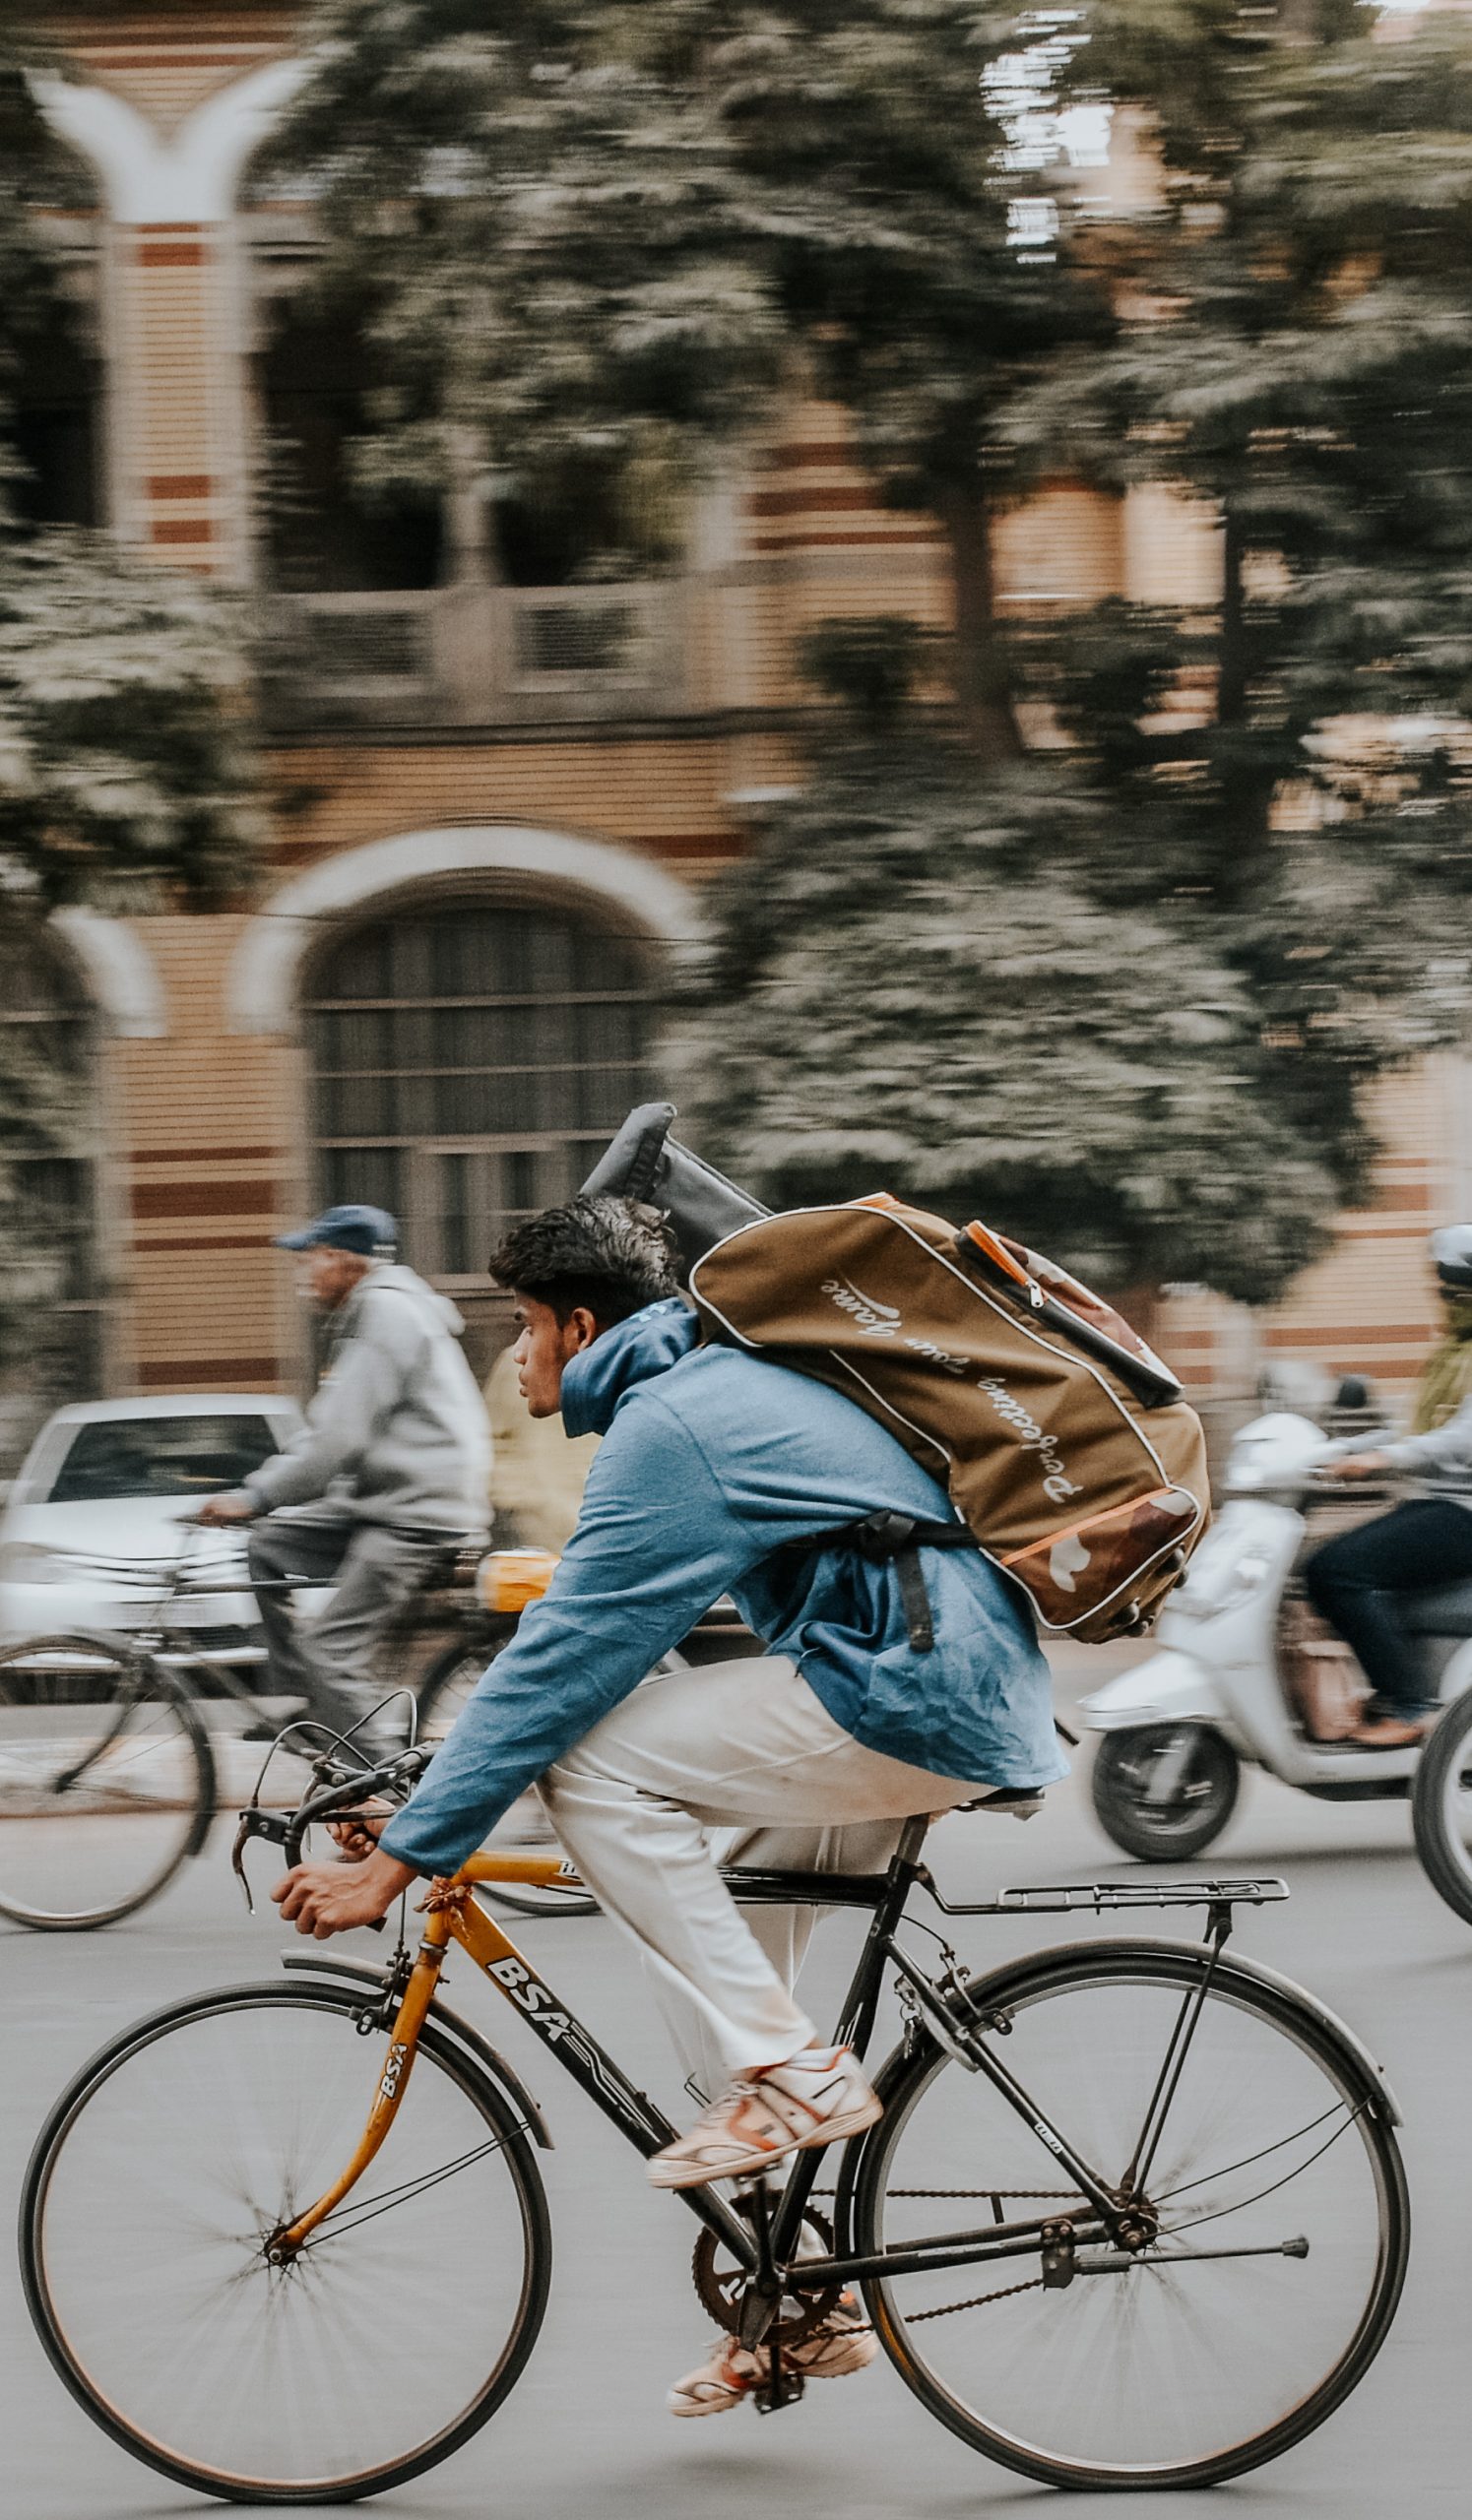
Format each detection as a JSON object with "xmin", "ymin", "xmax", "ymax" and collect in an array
[{"xmin": 579, "ymin": 1102, "xmax": 768, "ymax": 1270}]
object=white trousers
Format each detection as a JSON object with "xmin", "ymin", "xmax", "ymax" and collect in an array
[{"xmin": 540, "ymin": 1655, "xmax": 990, "ymax": 2100}]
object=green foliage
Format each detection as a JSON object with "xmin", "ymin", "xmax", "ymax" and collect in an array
[
  {"xmin": 0, "ymin": 535, "xmax": 261, "ymax": 910},
  {"xmin": 799, "ymin": 616, "xmax": 941, "ymax": 727},
  {"xmin": 264, "ymin": 0, "xmax": 1106, "ymax": 692},
  {"xmin": 271, "ymin": 0, "xmax": 1472, "ymax": 1303},
  {"xmin": 673, "ymin": 739, "xmax": 1353, "ymax": 1301},
  {"xmin": 0, "ymin": 24, "xmax": 265, "ymax": 1359}
]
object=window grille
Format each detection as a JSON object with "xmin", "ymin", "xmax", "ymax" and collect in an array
[
  {"xmin": 306, "ymin": 902, "xmax": 656, "ymax": 1285},
  {"xmin": 514, "ymin": 598, "xmax": 643, "ymax": 679}
]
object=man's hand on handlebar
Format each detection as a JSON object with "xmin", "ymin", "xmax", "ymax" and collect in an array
[
  {"xmin": 272, "ymin": 1844, "xmax": 416, "ymax": 1938},
  {"xmin": 1326, "ymin": 1451, "xmax": 1393, "ymax": 1481},
  {"xmin": 195, "ymin": 1490, "xmax": 256, "ymax": 1526}
]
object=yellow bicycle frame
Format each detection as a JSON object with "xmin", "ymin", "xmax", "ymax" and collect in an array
[{"xmin": 275, "ymin": 1853, "xmax": 613, "ymax": 2253}]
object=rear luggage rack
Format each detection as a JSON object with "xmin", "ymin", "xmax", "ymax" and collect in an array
[{"xmin": 925, "ymin": 1876, "xmax": 1288, "ymax": 1918}]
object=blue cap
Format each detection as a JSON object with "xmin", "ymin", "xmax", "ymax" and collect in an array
[{"xmin": 276, "ymin": 1204, "xmax": 398, "ymax": 1257}]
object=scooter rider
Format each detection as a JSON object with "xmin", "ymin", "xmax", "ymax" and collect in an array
[{"xmin": 1306, "ymin": 1226, "xmax": 1472, "ymax": 1748}]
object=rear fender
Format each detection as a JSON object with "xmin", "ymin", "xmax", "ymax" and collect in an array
[
  {"xmin": 280, "ymin": 1950, "xmax": 553, "ymax": 2147},
  {"xmin": 858, "ymin": 1936, "xmax": 1401, "ymax": 2133}
]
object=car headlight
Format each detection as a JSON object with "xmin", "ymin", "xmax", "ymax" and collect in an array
[{"xmin": 0, "ymin": 1542, "xmax": 79, "ymax": 1585}]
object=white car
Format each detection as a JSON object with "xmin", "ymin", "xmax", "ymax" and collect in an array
[{"xmin": 0, "ymin": 1394, "xmax": 303, "ymax": 1658}]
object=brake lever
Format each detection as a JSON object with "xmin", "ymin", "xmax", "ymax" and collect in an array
[
  {"xmin": 230, "ymin": 1803, "xmax": 386, "ymax": 1928},
  {"xmin": 231, "ymin": 1805, "xmax": 289, "ymax": 1916}
]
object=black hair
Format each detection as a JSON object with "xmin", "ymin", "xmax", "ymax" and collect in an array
[{"xmin": 489, "ymin": 1194, "xmax": 681, "ymax": 1330}]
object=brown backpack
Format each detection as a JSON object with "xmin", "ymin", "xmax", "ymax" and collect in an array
[{"xmin": 689, "ymin": 1196, "xmax": 1209, "ymax": 1643}]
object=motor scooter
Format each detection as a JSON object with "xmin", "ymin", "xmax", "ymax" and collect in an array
[{"xmin": 1079, "ymin": 1408, "xmax": 1472, "ymax": 1860}]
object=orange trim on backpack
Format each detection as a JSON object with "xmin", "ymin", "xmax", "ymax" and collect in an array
[
  {"xmin": 998, "ymin": 1487, "xmax": 1198, "ymax": 1567},
  {"xmin": 964, "ymin": 1221, "xmax": 1038, "ymax": 1294},
  {"xmin": 851, "ymin": 1192, "xmax": 904, "ymax": 1210}
]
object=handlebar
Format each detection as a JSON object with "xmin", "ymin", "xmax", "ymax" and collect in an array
[{"xmin": 231, "ymin": 1743, "xmax": 434, "ymax": 1913}]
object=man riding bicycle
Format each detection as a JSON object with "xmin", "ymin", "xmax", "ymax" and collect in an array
[
  {"xmin": 200, "ymin": 1203, "xmax": 489, "ymax": 1757},
  {"xmin": 274, "ymin": 1193, "xmax": 1061, "ymax": 2415}
]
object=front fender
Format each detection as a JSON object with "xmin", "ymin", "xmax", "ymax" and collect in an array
[
  {"xmin": 1078, "ymin": 1648, "xmax": 1226, "ymax": 1733},
  {"xmin": 280, "ymin": 1949, "xmax": 554, "ymax": 2147}
]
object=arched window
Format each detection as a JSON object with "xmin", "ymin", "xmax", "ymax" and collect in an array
[
  {"xmin": 0, "ymin": 926, "xmax": 102, "ymax": 1459},
  {"xmin": 306, "ymin": 898, "xmax": 656, "ymax": 1293}
]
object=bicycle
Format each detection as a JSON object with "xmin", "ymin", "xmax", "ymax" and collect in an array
[
  {"xmin": 0, "ymin": 1520, "xmax": 482, "ymax": 1931},
  {"xmin": 20, "ymin": 1748, "xmax": 1408, "ymax": 2502},
  {"xmin": 0, "ymin": 1529, "xmax": 749, "ymax": 1930},
  {"xmin": 1411, "ymin": 1675, "xmax": 1472, "ymax": 1922}
]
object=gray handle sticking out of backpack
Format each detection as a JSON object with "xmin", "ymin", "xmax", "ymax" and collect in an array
[{"xmin": 579, "ymin": 1102, "xmax": 769, "ymax": 1272}]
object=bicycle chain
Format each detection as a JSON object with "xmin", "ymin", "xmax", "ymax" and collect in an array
[
  {"xmin": 886, "ymin": 2186, "xmax": 1079, "ymax": 2201},
  {"xmin": 808, "ymin": 2185, "xmax": 1078, "ymax": 2201},
  {"xmin": 905, "ymin": 2273, "xmax": 1047, "ymax": 2321},
  {"xmin": 800, "ymin": 2187, "xmax": 1074, "ymax": 2328}
]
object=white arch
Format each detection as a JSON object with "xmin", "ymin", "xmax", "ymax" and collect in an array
[
  {"xmin": 30, "ymin": 59, "xmax": 311, "ymax": 225},
  {"xmin": 225, "ymin": 827, "xmax": 703, "ymax": 1036},
  {"xmin": 52, "ymin": 908, "xmax": 167, "ymax": 1038}
]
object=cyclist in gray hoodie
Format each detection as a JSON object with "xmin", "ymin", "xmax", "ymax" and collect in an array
[{"xmin": 199, "ymin": 1204, "xmax": 489, "ymax": 1752}]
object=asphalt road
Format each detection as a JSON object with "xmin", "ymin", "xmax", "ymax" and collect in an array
[{"xmin": 4, "ymin": 1705, "xmax": 1469, "ymax": 2520}]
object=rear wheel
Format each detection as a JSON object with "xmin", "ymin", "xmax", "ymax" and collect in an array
[
  {"xmin": 1091, "ymin": 1724, "xmax": 1240, "ymax": 1862},
  {"xmin": 22, "ymin": 1980, "xmax": 551, "ymax": 2503},
  {"xmin": 852, "ymin": 1943, "xmax": 1407, "ymax": 2488},
  {"xmin": 1411, "ymin": 1683, "xmax": 1472, "ymax": 1924},
  {"xmin": 0, "ymin": 1633, "xmax": 213, "ymax": 1928}
]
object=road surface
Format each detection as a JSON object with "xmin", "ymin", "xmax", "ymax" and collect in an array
[{"xmin": 2, "ymin": 1713, "xmax": 1466, "ymax": 2519}]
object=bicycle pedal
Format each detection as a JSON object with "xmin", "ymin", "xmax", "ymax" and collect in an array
[{"xmin": 753, "ymin": 2368, "xmax": 805, "ymax": 2416}]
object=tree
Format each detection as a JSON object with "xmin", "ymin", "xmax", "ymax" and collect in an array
[
  {"xmin": 0, "ymin": 38, "xmax": 263, "ymax": 1357},
  {"xmin": 271, "ymin": 1, "xmax": 1472, "ymax": 1300},
  {"xmin": 262, "ymin": 0, "xmax": 1111, "ymax": 744},
  {"xmin": 996, "ymin": 0, "xmax": 1472, "ymax": 1255},
  {"xmin": 672, "ymin": 640, "xmax": 1349, "ymax": 1302}
]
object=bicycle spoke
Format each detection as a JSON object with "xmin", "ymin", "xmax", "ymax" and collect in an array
[
  {"xmin": 28, "ymin": 1988, "xmax": 546, "ymax": 2495},
  {"xmin": 0, "ymin": 1646, "xmax": 208, "ymax": 1925},
  {"xmin": 303, "ymin": 2133, "xmax": 518, "ymax": 2246},
  {"xmin": 862, "ymin": 1953, "xmax": 1403, "ymax": 2485}
]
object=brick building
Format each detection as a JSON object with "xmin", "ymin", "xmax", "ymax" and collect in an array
[{"xmin": 6, "ymin": 1, "xmax": 1464, "ymax": 1458}]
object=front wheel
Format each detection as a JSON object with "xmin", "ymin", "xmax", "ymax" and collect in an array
[
  {"xmin": 22, "ymin": 1980, "xmax": 552, "ymax": 2503},
  {"xmin": 0, "ymin": 1633, "xmax": 214, "ymax": 1928},
  {"xmin": 1091, "ymin": 1723, "xmax": 1240, "ymax": 1862},
  {"xmin": 851, "ymin": 1943, "xmax": 1407, "ymax": 2489},
  {"xmin": 1411, "ymin": 1683, "xmax": 1472, "ymax": 1925}
]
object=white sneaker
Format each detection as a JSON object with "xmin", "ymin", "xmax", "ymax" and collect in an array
[
  {"xmin": 668, "ymin": 2296, "xmax": 876, "ymax": 2417},
  {"xmin": 648, "ymin": 2046, "xmax": 881, "ymax": 2190}
]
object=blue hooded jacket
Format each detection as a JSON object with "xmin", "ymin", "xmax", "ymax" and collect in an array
[{"xmin": 380, "ymin": 1300, "xmax": 1063, "ymax": 1877}]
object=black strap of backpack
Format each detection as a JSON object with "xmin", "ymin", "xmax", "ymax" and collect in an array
[
  {"xmin": 772, "ymin": 1513, "xmax": 1079, "ymax": 1746},
  {"xmin": 777, "ymin": 1511, "xmax": 978, "ymax": 1655}
]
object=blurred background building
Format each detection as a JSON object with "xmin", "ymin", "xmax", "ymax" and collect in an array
[{"xmin": 5, "ymin": 0, "xmax": 1461, "ymax": 1463}]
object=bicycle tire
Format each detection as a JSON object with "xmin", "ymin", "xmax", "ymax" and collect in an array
[
  {"xmin": 849, "ymin": 1939, "xmax": 1408, "ymax": 2490},
  {"xmin": 413, "ymin": 1627, "xmax": 515, "ymax": 1742},
  {"xmin": 0, "ymin": 1632, "xmax": 215, "ymax": 1930},
  {"xmin": 416, "ymin": 1637, "xmax": 597, "ymax": 1917},
  {"xmin": 21, "ymin": 1978, "xmax": 552, "ymax": 2504},
  {"xmin": 1411, "ymin": 1683, "xmax": 1472, "ymax": 1924}
]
